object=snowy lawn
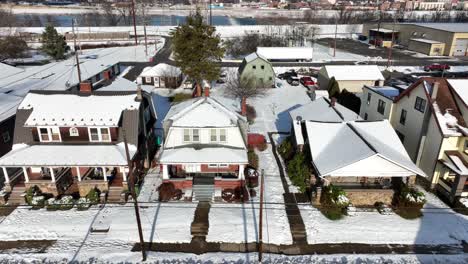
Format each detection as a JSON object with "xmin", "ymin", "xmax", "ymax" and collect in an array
[{"xmin": 299, "ymin": 189, "xmax": 468, "ymax": 245}]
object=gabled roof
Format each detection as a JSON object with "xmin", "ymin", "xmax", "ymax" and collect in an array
[
  {"xmin": 243, "ymin": 52, "xmax": 268, "ymax": 63},
  {"xmin": 19, "ymin": 90, "xmax": 141, "ymax": 127},
  {"xmin": 305, "ymin": 120, "xmax": 425, "ymax": 177},
  {"xmin": 447, "ymin": 79, "xmax": 468, "ymax": 108},
  {"xmin": 395, "ymin": 77, "xmax": 466, "ymax": 136},
  {"xmin": 289, "ymin": 97, "xmax": 361, "ymax": 123},
  {"xmin": 322, "ymin": 65, "xmax": 384, "ymax": 81},
  {"xmin": 159, "ymin": 146, "xmax": 248, "ymax": 164},
  {"xmin": 164, "ymin": 96, "xmax": 245, "ymax": 127},
  {"xmin": 139, "ymin": 63, "xmax": 182, "ymax": 77},
  {"xmin": 0, "ymin": 62, "xmax": 24, "ymax": 78}
]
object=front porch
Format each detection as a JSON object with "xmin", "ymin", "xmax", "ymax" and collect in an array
[{"xmin": 2, "ymin": 165, "xmax": 129, "ymax": 198}]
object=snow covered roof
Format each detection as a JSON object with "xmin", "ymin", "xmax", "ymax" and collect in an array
[
  {"xmin": 410, "ymin": 38, "xmax": 443, "ymax": 44},
  {"xmin": 159, "ymin": 147, "xmax": 248, "ymax": 164},
  {"xmin": 0, "ymin": 143, "xmax": 135, "ymax": 166},
  {"xmin": 411, "ymin": 23, "xmax": 468, "ymax": 33},
  {"xmin": 19, "ymin": 91, "xmax": 140, "ymax": 127},
  {"xmin": 289, "ymin": 97, "xmax": 361, "ymax": 123},
  {"xmin": 256, "ymin": 47, "xmax": 313, "ymax": 60},
  {"xmin": 323, "ymin": 65, "xmax": 384, "ymax": 81},
  {"xmin": 244, "ymin": 52, "xmax": 268, "ymax": 63},
  {"xmin": 370, "ymin": 28, "xmax": 396, "ymax": 33},
  {"xmin": 366, "ymin": 86, "xmax": 401, "ymax": 100},
  {"xmin": 0, "ymin": 93, "xmax": 23, "ymax": 124},
  {"xmin": 0, "ymin": 63, "xmax": 24, "ymax": 78},
  {"xmin": 164, "ymin": 96, "xmax": 245, "ymax": 127},
  {"xmin": 98, "ymin": 77, "xmax": 138, "ymax": 91},
  {"xmin": 139, "ymin": 63, "xmax": 182, "ymax": 77},
  {"xmin": 448, "ymin": 79, "xmax": 468, "ymax": 107},
  {"xmin": 305, "ymin": 120, "xmax": 425, "ymax": 177}
]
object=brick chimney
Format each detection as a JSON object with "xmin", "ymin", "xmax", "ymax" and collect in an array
[
  {"xmin": 204, "ymin": 86, "xmax": 210, "ymax": 97},
  {"xmin": 431, "ymin": 82, "xmax": 439, "ymax": 100},
  {"xmin": 241, "ymin": 97, "xmax": 247, "ymax": 116},
  {"xmin": 195, "ymin": 83, "xmax": 202, "ymax": 97},
  {"xmin": 79, "ymin": 81, "xmax": 92, "ymax": 93}
]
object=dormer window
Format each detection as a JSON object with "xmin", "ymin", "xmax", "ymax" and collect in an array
[
  {"xmin": 69, "ymin": 127, "xmax": 79, "ymax": 137},
  {"xmin": 38, "ymin": 127, "xmax": 61, "ymax": 142},
  {"xmin": 89, "ymin": 127, "xmax": 111, "ymax": 142}
]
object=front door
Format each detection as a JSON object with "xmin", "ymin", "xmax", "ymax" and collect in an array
[{"xmin": 193, "ymin": 174, "xmax": 215, "ymax": 185}]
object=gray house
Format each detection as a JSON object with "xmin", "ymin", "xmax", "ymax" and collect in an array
[{"xmin": 238, "ymin": 52, "xmax": 275, "ymax": 88}]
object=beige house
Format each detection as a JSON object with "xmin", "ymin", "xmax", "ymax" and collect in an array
[
  {"xmin": 359, "ymin": 78, "xmax": 468, "ymax": 203},
  {"xmin": 317, "ymin": 65, "xmax": 384, "ymax": 93}
]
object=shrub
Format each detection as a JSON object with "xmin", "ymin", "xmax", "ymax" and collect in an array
[
  {"xmin": 77, "ymin": 197, "xmax": 91, "ymax": 211},
  {"xmin": 46, "ymin": 198, "xmax": 59, "ymax": 211},
  {"xmin": 278, "ymin": 136, "xmax": 294, "ymax": 161},
  {"xmin": 58, "ymin": 195, "xmax": 74, "ymax": 210},
  {"xmin": 320, "ymin": 185, "xmax": 350, "ymax": 220},
  {"xmin": 222, "ymin": 187, "xmax": 249, "ymax": 203},
  {"xmin": 25, "ymin": 185, "xmax": 42, "ymax": 205},
  {"xmin": 170, "ymin": 93, "xmax": 192, "ymax": 103},
  {"xmin": 31, "ymin": 196, "xmax": 45, "ymax": 209},
  {"xmin": 286, "ymin": 152, "xmax": 310, "ymax": 193},
  {"xmin": 394, "ymin": 185, "xmax": 426, "ymax": 219},
  {"xmin": 256, "ymin": 141, "xmax": 268, "ymax": 152},
  {"xmin": 248, "ymin": 149, "xmax": 259, "ymax": 169},
  {"xmin": 86, "ymin": 188, "xmax": 100, "ymax": 205},
  {"xmin": 158, "ymin": 182, "xmax": 182, "ymax": 202},
  {"xmin": 246, "ymin": 104, "xmax": 256, "ymax": 124}
]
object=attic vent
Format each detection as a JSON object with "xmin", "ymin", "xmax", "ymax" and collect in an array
[{"xmin": 4, "ymin": 90, "xmax": 13, "ymax": 94}]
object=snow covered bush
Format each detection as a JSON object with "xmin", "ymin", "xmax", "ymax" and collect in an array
[
  {"xmin": 46, "ymin": 198, "xmax": 59, "ymax": 211},
  {"xmin": 158, "ymin": 182, "xmax": 182, "ymax": 202},
  {"xmin": 86, "ymin": 188, "xmax": 100, "ymax": 204},
  {"xmin": 58, "ymin": 195, "xmax": 75, "ymax": 210},
  {"xmin": 394, "ymin": 185, "xmax": 425, "ymax": 219},
  {"xmin": 31, "ymin": 196, "xmax": 45, "ymax": 209},
  {"xmin": 320, "ymin": 185, "xmax": 350, "ymax": 220},
  {"xmin": 25, "ymin": 185, "xmax": 42, "ymax": 205},
  {"xmin": 278, "ymin": 136, "xmax": 294, "ymax": 161},
  {"xmin": 286, "ymin": 152, "xmax": 310, "ymax": 193},
  {"xmin": 222, "ymin": 187, "xmax": 249, "ymax": 203},
  {"xmin": 77, "ymin": 197, "xmax": 91, "ymax": 211},
  {"xmin": 248, "ymin": 148, "xmax": 259, "ymax": 169}
]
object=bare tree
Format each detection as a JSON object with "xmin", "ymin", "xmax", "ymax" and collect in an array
[
  {"xmin": 0, "ymin": 7, "xmax": 17, "ymax": 28},
  {"xmin": 223, "ymin": 71, "xmax": 268, "ymax": 116}
]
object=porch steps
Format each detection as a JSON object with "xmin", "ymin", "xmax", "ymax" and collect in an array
[
  {"xmin": 192, "ymin": 185, "xmax": 214, "ymax": 202},
  {"xmin": 107, "ymin": 186, "xmax": 125, "ymax": 203},
  {"xmin": 8, "ymin": 186, "xmax": 27, "ymax": 205}
]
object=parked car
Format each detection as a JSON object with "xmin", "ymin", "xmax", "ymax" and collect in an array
[
  {"xmin": 358, "ymin": 35, "xmax": 367, "ymax": 41},
  {"xmin": 424, "ymin": 64, "xmax": 450, "ymax": 72},
  {"xmin": 354, "ymin": 61, "xmax": 369, "ymax": 65},
  {"xmin": 287, "ymin": 76, "xmax": 300, "ymax": 86},
  {"xmin": 300, "ymin": 76, "xmax": 315, "ymax": 87},
  {"xmin": 278, "ymin": 70, "xmax": 297, "ymax": 80}
]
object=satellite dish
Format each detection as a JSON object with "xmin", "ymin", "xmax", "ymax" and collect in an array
[{"xmin": 296, "ymin": 115, "xmax": 303, "ymax": 123}]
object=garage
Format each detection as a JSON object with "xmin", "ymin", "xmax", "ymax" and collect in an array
[{"xmin": 453, "ymin": 38, "xmax": 468, "ymax": 56}]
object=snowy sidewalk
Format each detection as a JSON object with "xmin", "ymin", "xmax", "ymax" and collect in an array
[{"xmin": 137, "ymin": 167, "xmax": 162, "ymax": 203}]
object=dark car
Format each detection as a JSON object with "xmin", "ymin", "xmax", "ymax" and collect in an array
[
  {"xmin": 300, "ymin": 76, "xmax": 315, "ymax": 86},
  {"xmin": 424, "ymin": 64, "xmax": 450, "ymax": 72},
  {"xmin": 278, "ymin": 70, "xmax": 297, "ymax": 80},
  {"xmin": 287, "ymin": 76, "xmax": 300, "ymax": 86}
]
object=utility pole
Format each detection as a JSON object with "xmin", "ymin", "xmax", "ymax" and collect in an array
[
  {"xmin": 72, "ymin": 19, "xmax": 82, "ymax": 83},
  {"xmin": 376, "ymin": 0, "xmax": 382, "ymax": 48},
  {"xmin": 209, "ymin": 0, "xmax": 212, "ymax": 26},
  {"xmin": 258, "ymin": 169, "xmax": 265, "ymax": 263},
  {"xmin": 131, "ymin": 0, "xmax": 138, "ymax": 45},
  {"xmin": 142, "ymin": 5, "xmax": 148, "ymax": 57},
  {"xmin": 123, "ymin": 131, "xmax": 146, "ymax": 261},
  {"xmin": 387, "ymin": 17, "xmax": 396, "ymax": 68}
]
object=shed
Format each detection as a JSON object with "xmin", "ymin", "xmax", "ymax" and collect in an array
[
  {"xmin": 238, "ymin": 52, "xmax": 275, "ymax": 88},
  {"xmin": 138, "ymin": 63, "xmax": 183, "ymax": 88},
  {"xmin": 317, "ymin": 65, "xmax": 385, "ymax": 93}
]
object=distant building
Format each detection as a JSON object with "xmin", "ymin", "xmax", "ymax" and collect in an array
[
  {"xmin": 238, "ymin": 52, "xmax": 275, "ymax": 88},
  {"xmin": 317, "ymin": 65, "xmax": 385, "ymax": 93},
  {"xmin": 137, "ymin": 63, "xmax": 183, "ymax": 88},
  {"xmin": 256, "ymin": 47, "xmax": 313, "ymax": 62}
]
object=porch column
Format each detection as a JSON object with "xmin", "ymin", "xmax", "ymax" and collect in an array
[
  {"xmin": 238, "ymin": 164, "xmax": 245, "ymax": 180},
  {"xmin": 22, "ymin": 167, "xmax": 29, "ymax": 183},
  {"xmin": 49, "ymin": 167, "xmax": 55, "ymax": 182},
  {"xmin": 102, "ymin": 167, "xmax": 107, "ymax": 181},
  {"xmin": 121, "ymin": 166, "xmax": 127, "ymax": 182},
  {"xmin": 162, "ymin": 164, "xmax": 169, "ymax": 179},
  {"xmin": 2, "ymin": 167, "xmax": 9, "ymax": 183},
  {"xmin": 75, "ymin": 167, "xmax": 81, "ymax": 182}
]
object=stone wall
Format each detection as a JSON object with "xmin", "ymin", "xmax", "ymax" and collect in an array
[
  {"xmin": 344, "ymin": 189, "xmax": 394, "ymax": 206},
  {"xmin": 78, "ymin": 181, "xmax": 109, "ymax": 197},
  {"xmin": 25, "ymin": 181, "xmax": 59, "ymax": 196}
]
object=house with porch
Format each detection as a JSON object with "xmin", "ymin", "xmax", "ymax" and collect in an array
[
  {"xmin": 0, "ymin": 85, "xmax": 157, "ymax": 204},
  {"xmin": 158, "ymin": 94, "xmax": 248, "ymax": 201},
  {"xmin": 137, "ymin": 63, "xmax": 183, "ymax": 88}
]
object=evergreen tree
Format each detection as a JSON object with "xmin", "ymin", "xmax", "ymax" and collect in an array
[
  {"xmin": 170, "ymin": 10, "xmax": 224, "ymax": 87},
  {"xmin": 327, "ymin": 77, "xmax": 340, "ymax": 98},
  {"xmin": 41, "ymin": 25, "xmax": 67, "ymax": 60}
]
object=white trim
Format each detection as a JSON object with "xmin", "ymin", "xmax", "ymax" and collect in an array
[
  {"xmin": 2, "ymin": 167, "xmax": 9, "ymax": 183},
  {"xmin": 69, "ymin": 127, "xmax": 79, "ymax": 137},
  {"xmin": 49, "ymin": 167, "xmax": 56, "ymax": 182},
  {"xmin": 102, "ymin": 167, "xmax": 107, "ymax": 181},
  {"xmin": 76, "ymin": 166, "xmax": 81, "ymax": 182},
  {"xmin": 22, "ymin": 167, "xmax": 29, "ymax": 182},
  {"xmin": 88, "ymin": 127, "xmax": 111, "ymax": 142}
]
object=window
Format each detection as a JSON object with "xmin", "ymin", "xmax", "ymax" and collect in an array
[
  {"xmin": 145, "ymin": 77, "xmax": 152, "ymax": 83},
  {"xmin": 252, "ymin": 65, "xmax": 256, "ymax": 69},
  {"xmin": 367, "ymin": 93, "xmax": 372, "ymax": 105},
  {"xmin": 261, "ymin": 65, "xmax": 265, "ymax": 70},
  {"xmin": 192, "ymin": 129, "xmax": 199, "ymax": 142},
  {"xmin": 269, "ymin": 76, "xmax": 272, "ymax": 81},
  {"xmin": 2, "ymin": 132, "xmax": 10, "ymax": 143},
  {"xmin": 218, "ymin": 164, "xmax": 228, "ymax": 168},
  {"xmin": 396, "ymin": 130, "xmax": 405, "ymax": 143},
  {"xmin": 377, "ymin": 99, "xmax": 386, "ymax": 115},
  {"xmin": 400, "ymin": 109, "xmax": 407, "ymax": 125},
  {"xmin": 208, "ymin": 164, "xmax": 218, "ymax": 168},
  {"xmin": 210, "ymin": 129, "xmax": 217, "ymax": 142},
  {"xmin": 219, "ymin": 129, "xmax": 226, "ymax": 142},
  {"xmin": 414, "ymin": 96, "xmax": 426, "ymax": 113},
  {"xmin": 183, "ymin": 129, "xmax": 190, "ymax": 142},
  {"xmin": 69, "ymin": 127, "xmax": 79, "ymax": 137},
  {"xmin": 38, "ymin": 127, "xmax": 61, "ymax": 142},
  {"xmin": 464, "ymin": 139, "xmax": 468, "ymax": 151},
  {"xmin": 88, "ymin": 127, "xmax": 111, "ymax": 142},
  {"xmin": 364, "ymin": 113, "xmax": 368, "ymax": 120}
]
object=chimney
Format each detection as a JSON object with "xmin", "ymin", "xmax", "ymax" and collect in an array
[
  {"xmin": 79, "ymin": 81, "xmax": 92, "ymax": 93},
  {"xmin": 330, "ymin": 97, "xmax": 337, "ymax": 107},
  {"xmin": 103, "ymin": 70, "xmax": 111, "ymax": 80},
  {"xmin": 241, "ymin": 97, "xmax": 247, "ymax": 116},
  {"xmin": 431, "ymin": 82, "xmax": 439, "ymax": 100},
  {"xmin": 204, "ymin": 86, "xmax": 210, "ymax": 97},
  {"xmin": 196, "ymin": 83, "xmax": 202, "ymax": 97},
  {"xmin": 136, "ymin": 84, "xmax": 142, "ymax": 101}
]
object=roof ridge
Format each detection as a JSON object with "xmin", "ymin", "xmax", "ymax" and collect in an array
[{"xmin": 346, "ymin": 122, "xmax": 377, "ymax": 154}]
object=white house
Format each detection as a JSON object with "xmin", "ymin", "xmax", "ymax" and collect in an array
[
  {"xmin": 317, "ymin": 65, "xmax": 385, "ymax": 93},
  {"xmin": 360, "ymin": 85, "xmax": 401, "ymax": 121},
  {"xmin": 158, "ymin": 95, "xmax": 249, "ymax": 201},
  {"xmin": 138, "ymin": 63, "xmax": 183, "ymax": 88}
]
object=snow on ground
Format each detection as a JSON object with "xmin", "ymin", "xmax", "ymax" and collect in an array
[{"xmin": 299, "ymin": 188, "xmax": 468, "ymax": 245}]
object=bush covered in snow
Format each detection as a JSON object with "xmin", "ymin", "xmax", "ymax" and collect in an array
[
  {"xmin": 278, "ymin": 136, "xmax": 294, "ymax": 161},
  {"xmin": 86, "ymin": 188, "xmax": 100, "ymax": 204},
  {"xmin": 57, "ymin": 195, "xmax": 75, "ymax": 210},
  {"xmin": 77, "ymin": 197, "xmax": 91, "ymax": 211},
  {"xmin": 394, "ymin": 185, "xmax": 426, "ymax": 219},
  {"xmin": 286, "ymin": 152, "xmax": 310, "ymax": 193},
  {"xmin": 30, "ymin": 195, "xmax": 45, "ymax": 209},
  {"xmin": 248, "ymin": 148, "xmax": 259, "ymax": 169},
  {"xmin": 320, "ymin": 185, "xmax": 350, "ymax": 220},
  {"xmin": 46, "ymin": 198, "xmax": 59, "ymax": 211},
  {"xmin": 158, "ymin": 182, "xmax": 183, "ymax": 202}
]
